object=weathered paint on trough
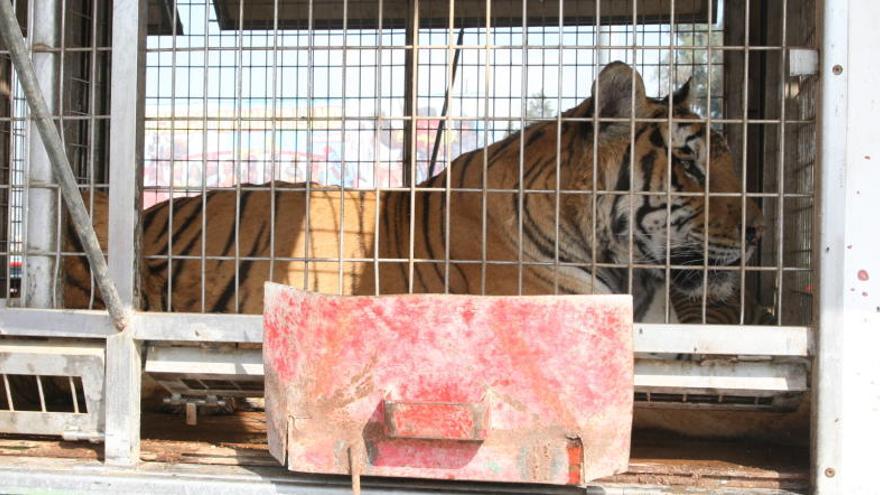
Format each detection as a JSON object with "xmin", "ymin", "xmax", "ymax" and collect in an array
[{"xmin": 263, "ymin": 283, "xmax": 633, "ymax": 485}]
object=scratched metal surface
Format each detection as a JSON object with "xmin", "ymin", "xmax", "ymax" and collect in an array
[{"xmin": 263, "ymin": 283, "xmax": 633, "ymax": 485}]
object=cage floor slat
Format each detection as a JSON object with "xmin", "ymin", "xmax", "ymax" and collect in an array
[{"xmin": 0, "ymin": 410, "xmax": 808, "ymax": 492}]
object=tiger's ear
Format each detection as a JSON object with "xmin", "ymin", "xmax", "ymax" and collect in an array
[
  {"xmin": 591, "ymin": 61, "xmax": 648, "ymax": 127},
  {"xmin": 672, "ymin": 77, "xmax": 695, "ymax": 108}
]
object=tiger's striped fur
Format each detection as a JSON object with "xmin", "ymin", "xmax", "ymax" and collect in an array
[{"xmin": 64, "ymin": 62, "xmax": 763, "ymax": 324}]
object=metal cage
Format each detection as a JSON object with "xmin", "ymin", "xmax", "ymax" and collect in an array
[{"xmin": 0, "ymin": 0, "xmax": 876, "ymax": 493}]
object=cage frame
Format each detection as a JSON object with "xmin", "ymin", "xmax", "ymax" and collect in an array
[{"xmin": 0, "ymin": 0, "xmax": 874, "ymax": 493}]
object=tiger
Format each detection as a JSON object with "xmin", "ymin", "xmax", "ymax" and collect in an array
[{"xmin": 64, "ymin": 61, "xmax": 764, "ymax": 324}]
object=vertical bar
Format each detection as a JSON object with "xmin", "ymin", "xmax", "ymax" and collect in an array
[
  {"xmin": 664, "ymin": 0, "xmax": 676, "ymax": 322},
  {"xmin": 23, "ymin": 0, "xmax": 60, "ymax": 309},
  {"xmin": 702, "ymin": 0, "xmax": 716, "ymax": 322},
  {"xmin": 68, "ymin": 375, "xmax": 79, "ymax": 414},
  {"xmin": 737, "ymin": 0, "xmax": 751, "ymax": 324},
  {"xmin": 479, "ymin": 0, "xmax": 489, "ymax": 295},
  {"xmin": 338, "ymin": 0, "xmax": 349, "ymax": 295},
  {"xmin": 35, "ymin": 375, "xmax": 45, "ymax": 412},
  {"xmin": 441, "ymin": 4, "xmax": 453, "ymax": 293},
  {"xmin": 627, "ymin": 0, "xmax": 637, "ymax": 298},
  {"xmin": 2, "ymin": 373, "xmax": 13, "ymax": 411},
  {"xmin": 590, "ymin": 1, "xmax": 601, "ymax": 296},
  {"xmin": 814, "ymin": 0, "xmax": 847, "ymax": 491},
  {"xmin": 406, "ymin": 0, "xmax": 419, "ymax": 293},
  {"xmin": 372, "ymin": 0, "xmax": 384, "ymax": 295},
  {"xmin": 552, "ymin": 0, "xmax": 563, "ymax": 295},
  {"xmin": 86, "ymin": 0, "xmax": 101, "ymax": 310},
  {"xmin": 232, "ymin": 0, "xmax": 244, "ymax": 308},
  {"xmin": 775, "ymin": 0, "xmax": 788, "ymax": 324},
  {"xmin": 401, "ymin": 0, "xmax": 418, "ymax": 188},
  {"xmin": 51, "ymin": 0, "xmax": 66, "ymax": 309},
  {"xmin": 517, "ymin": 0, "xmax": 526, "ymax": 295},
  {"xmin": 302, "ymin": 0, "xmax": 314, "ymax": 291},
  {"xmin": 164, "ymin": 0, "xmax": 178, "ymax": 310},
  {"xmin": 267, "ymin": 0, "xmax": 279, "ymax": 290},
  {"xmin": 200, "ymin": 0, "xmax": 209, "ymax": 311},
  {"xmin": 104, "ymin": 0, "xmax": 145, "ymax": 467}
]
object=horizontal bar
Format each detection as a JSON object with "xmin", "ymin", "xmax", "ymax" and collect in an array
[
  {"xmin": 132, "ymin": 312, "xmax": 263, "ymax": 343},
  {"xmin": 0, "ymin": 411, "xmax": 99, "ymax": 438},
  {"xmin": 142, "ymin": 115, "xmax": 815, "ymax": 125},
  {"xmin": 0, "ymin": 309, "xmax": 114, "ymax": 338},
  {"xmin": 0, "ymin": 454, "xmax": 801, "ymax": 495},
  {"xmin": 138, "ymin": 185, "xmax": 814, "ymax": 198},
  {"xmin": 139, "ymin": 43, "xmax": 805, "ymax": 52},
  {"xmin": 144, "ymin": 346, "xmax": 263, "ymax": 376},
  {"xmin": 141, "ymin": 345, "xmax": 809, "ymax": 398},
  {"xmin": 0, "ymin": 312, "xmax": 814, "ymax": 357},
  {"xmin": 0, "ymin": 339, "xmax": 105, "ymax": 361},
  {"xmin": 634, "ymin": 359, "xmax": 808, "ymax": 393},
  {"xmin": 134, "ymin": 312, "xmax": 813, "ymax": 358},
  {"xmin": 0, "ymin": 46, "xmax": 112, "ymax": 54},
  {"xmin": 634, "ymin": 324, "xmax": 813, "ymax": 357}
]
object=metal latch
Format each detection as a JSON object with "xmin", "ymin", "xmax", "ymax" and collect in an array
[{"xmin": 790, "ymin": 48, "xmax": 819, "ymax": 76}]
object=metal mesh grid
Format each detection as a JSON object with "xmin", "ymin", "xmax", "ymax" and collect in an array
[
  {"xmin": 132, "ymin": 0, "xmax": 816, "ymax": 325},
  {"xmin": 0, "ymin": 0, "xmax": 817, "ymax": 328},
  {"xmin": 0, "ymin": 0, "xmax": 112, "ymax": 308}
]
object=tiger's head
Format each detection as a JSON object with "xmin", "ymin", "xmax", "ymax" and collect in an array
[{"xmin": 586, "ymin": 62, "xmax": 763, "ymax": 302}]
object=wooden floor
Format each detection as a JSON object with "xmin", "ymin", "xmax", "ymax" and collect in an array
[{"xmin": 0, "ymin": 409, "xmax": 809, "ymax": 493}]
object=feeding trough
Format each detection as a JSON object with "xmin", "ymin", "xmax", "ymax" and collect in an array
[{"xmin": 263, "ymin": 282, "xmax": 633, "ymax": 486}]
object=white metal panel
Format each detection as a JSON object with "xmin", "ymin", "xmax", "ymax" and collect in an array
[
  {"xmin": 635, "ymin": 359, "xmax": 808, "ymax": 393},
  {"xmin": 815, "ymin": 0, "xmax": 880, "ymax": 492}
]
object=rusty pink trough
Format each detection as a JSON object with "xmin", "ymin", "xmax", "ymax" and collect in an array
[{"xmin": 263, "ymin": 282, "xmax": 634, "ymax": 486}]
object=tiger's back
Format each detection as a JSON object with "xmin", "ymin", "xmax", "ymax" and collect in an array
[{"xmin": 64, "ymin": 184, "xmax": 379, "ymax": 312}]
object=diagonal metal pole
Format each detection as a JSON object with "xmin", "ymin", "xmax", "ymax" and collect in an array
[
  {"xmin": 0, "ymin": 0, "xmax": 128, "ymax": 330},
  {"xmin": 428, "ymin": 28, "xmax": 465, "ymax": 180}
]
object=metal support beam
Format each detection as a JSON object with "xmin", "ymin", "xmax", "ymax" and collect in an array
[
  {"xmin": 0, "ymin": 308, "xmax": 113, "ymax": 338},
  {"xmin": 21, "ymin": 0, "xmax": 59, "ymax": 309},
  {"xmin": 103, "ymin": 0, "xmax": 146, "ymax": 467}
]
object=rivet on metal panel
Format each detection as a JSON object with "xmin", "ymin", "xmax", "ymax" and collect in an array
[
  {"xmin": 825, "ymin": 467, "xmax": 836, "ymax": 478},
  {"xmin": 832, "ymin": 64, "xmax": 844, "ymax": 75}
]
